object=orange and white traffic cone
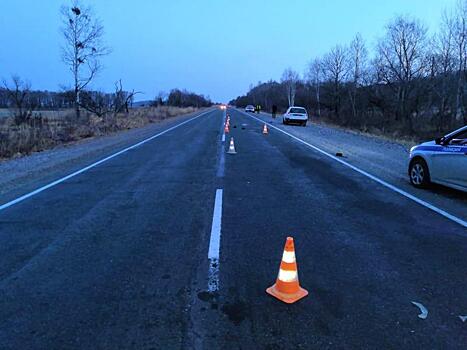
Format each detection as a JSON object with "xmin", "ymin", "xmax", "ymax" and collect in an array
[
  {"xmin": 262, "ymin": 124, "xmax": 269, "ymax": 135},
  {"xmin": 266, "ymin": 237, "xmax": 308, "ymax": 304},
  {"xmin": 224, "ymin": 123, "xmax": 230, "ymax": 133},
  {"xmin": 227, "ymin": 137, "xmax": 237, "ymax": 154}
]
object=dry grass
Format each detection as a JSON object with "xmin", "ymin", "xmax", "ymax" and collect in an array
[{"xmin": 0, "ymin": 106, "xmax": 199, "ymax": 159}]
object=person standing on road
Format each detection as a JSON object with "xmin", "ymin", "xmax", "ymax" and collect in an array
[{"xmin": 272, "ymin": 105, "xmax": 277, "ymax": 120}]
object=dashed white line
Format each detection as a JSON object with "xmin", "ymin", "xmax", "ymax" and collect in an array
[
  {"xmin": 243, "ymin": 111, "xmax": 467, "ymax": 229},
  {"xmin": 0, "ymin": 109, "xmax": 214, "ymax": 212},
  {"xmin": 221, "ymin": 134, "xmax": 225, "ymax": 143},
  {"xmin": 208, "ymin": 188, "xmax": 223, "ymax": 292}
]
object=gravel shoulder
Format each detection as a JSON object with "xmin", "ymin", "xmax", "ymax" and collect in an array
[
  {"xmin": 240, "ymin": 110, "xmax": 467, "ymax": 223},
  {"xmin": 0, "ymin": 109, "xmax": 210, "ymax": 204}
]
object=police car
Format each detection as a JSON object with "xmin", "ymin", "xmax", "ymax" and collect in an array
[{"xmin": 408, "ymin": 125, "xmax": 467, "ymax": 192}]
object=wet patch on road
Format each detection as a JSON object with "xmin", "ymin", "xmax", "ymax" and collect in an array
[{"xmin": 221, "ymin": 301, "xmax": 250, "ymax": 325}]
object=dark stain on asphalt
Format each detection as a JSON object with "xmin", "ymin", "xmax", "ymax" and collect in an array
[
  {"xmin": 221, "ymin": 301, "xmax": 250, "ymax": 325},
  {"xmin": 197, "ymin": 291, "xmax": 218, "ymax": 303},
  {"xmin": 161, "ymin": 274, "xmax": 170, "ymax": 279},
  {"xmin": 315, "ymin": 287, "xmax": 344, "ymax": 320}
]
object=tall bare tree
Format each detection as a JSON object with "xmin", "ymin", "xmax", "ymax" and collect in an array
[
  {"xmin": 376, "ymin": 15, "xmax": 427, "ymax": 128},
  {"xmin": 61, "ymin": 0, "xmax": 110, "ymax": 120},
  {"xmin": 453, "ymin": 0, "xmax": 467, "ymax": 121},
  {"xmin": 322, "ymin": 45, "xmax": 348, "ymax": 118},
  {"xmin": 281, "ymin": 68, "xmax": 299, "ymax": 107},
  {"xmin": 431, "ymin": 10, "xmax": 456, "ymax": 126},
  {"xmin": 306, "ymin": 58, "xmax": 323, "ymax": 118},
  {"xmin": 348, "ymin": 33, "xmax": 368, "ymax": 120}
]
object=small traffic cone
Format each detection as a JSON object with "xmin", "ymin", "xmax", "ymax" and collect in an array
[
  {"xmin": 224, "ymin": 123, "xmax": 230, "ymax": 133},
  {"xmin": 266, "ymin": 237, "xmax": 308, "ymax": 304},
  {"xmin": 227, "ymin": 137, "xmax": 237, "ymax": 154},
  {"xmin": 262, "ymin": 124, "xmax": 269, "ymax": 135}
]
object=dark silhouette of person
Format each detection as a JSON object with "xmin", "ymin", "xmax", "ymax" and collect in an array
[{"xmin": 272, "ymin": 105, "xmax": 277, "ymax": 119}]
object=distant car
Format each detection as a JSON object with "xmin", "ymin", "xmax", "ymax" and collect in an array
[
  {"xmin": 408, "ymin": 125, "xmax": 467, "ymax": 192},
  {"xmin": 282, "ymin": 106, "xmax": 308, "ymax": 126},
  {"xmin": 245, "ymin": 105, "xmax": 255, "ymax": 113}
]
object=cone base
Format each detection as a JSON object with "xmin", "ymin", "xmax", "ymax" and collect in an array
[{"xmin": 266, "ymin": 284, "xmax": 308, "ymax": 304}]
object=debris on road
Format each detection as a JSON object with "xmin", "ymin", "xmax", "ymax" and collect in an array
[
  {"xmin": 411, "ymin": 301, "xmax": 428, "ymax": 319},
  {"xmin": 335, "ymin": 152, "xmax": 344, "ymax": 157},
  {"xmin": 459, "ymin": 316, "xmax": 467, "ymax": 322}
]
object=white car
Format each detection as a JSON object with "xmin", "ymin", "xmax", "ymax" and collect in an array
[
  {"xmin": 283, "ymin": 106, "xmax": 308, "ymax": 126},
  {"xmin": 245, "ymin": 105, "xmax": 255, "ymax": 113},
  {"xmin": 408, "ymin": 125, "xmax": 467, "ymax": 192}
]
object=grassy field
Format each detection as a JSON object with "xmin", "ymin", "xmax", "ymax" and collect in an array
[
  {"xmin": 0, "ymin": 106, "xmax": 199, "ymax": 159},
  {"xmin": 0, "ymin": 108, "xmax": 76, "ymax": 119}
]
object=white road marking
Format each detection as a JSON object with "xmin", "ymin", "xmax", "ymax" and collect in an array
[
  {"xmin": 216, "ymin": 150, "xmax": 225, "ymax": 178},
  {"xmin": 208, "ymin": 188, "xmax": 223, "ymax": 292},
  {"xmin": 243, "ymin": 111, "xmax": 467, "ymax": 229},
  {"xmin": 221, "ymin": 110, "xmax": 226, "ymax": 143},
  {"xmin": 0, "ymin": 110, "xmax": 214, "ymax": 212}
]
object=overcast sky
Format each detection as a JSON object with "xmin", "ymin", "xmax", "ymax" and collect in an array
[{"xmin": 0, "ymin": 0, "xmax": 458, "ymax": 102}]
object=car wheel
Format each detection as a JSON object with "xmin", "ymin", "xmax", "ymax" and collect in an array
[
  {"xmin": 302, "ymin": 121, "xmax": 307, "ymax": 127},
  {"xmin": 409, "ymin": 158, "xmax": 430, "ymax": 188},
  {"xmin": 282, "ymin": 118, "xmax": 286, "ymax": 125}
]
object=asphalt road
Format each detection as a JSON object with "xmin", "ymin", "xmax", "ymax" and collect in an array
[{"xmin": 0, "ymin": 108, "xmax": 466, "ymax": 349}]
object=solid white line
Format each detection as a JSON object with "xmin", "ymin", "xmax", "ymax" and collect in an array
[
  {"xmin": 208, "ymin": 188, "xmax": 223, "ymax": 292},
  {"xmin": 242, "ymin": 111, "xmax": 467, "ymax": 229},
  {"xmin": 0, "ymin": 109, "xmax": 213, "ymax": 212}
]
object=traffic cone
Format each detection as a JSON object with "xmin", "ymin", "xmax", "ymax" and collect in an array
[
  {"xmin": 227, "ymin": 137, "xmax": 237, "ymax": 154},
  {"xmin": 262, "ymin": 124, "xmax": 269, "ymax": 135},
  {"xmin": 224, "ymin": 123, "xmax": 230, "ymax": 133},
  {"xmin": 266, "ymin": 237, "xmax": 308, "ymax": 304}
]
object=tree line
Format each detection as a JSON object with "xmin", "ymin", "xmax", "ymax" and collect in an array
[{"xmin": 231, "ymin": 1, "xmax": 466, "ymax": 138}]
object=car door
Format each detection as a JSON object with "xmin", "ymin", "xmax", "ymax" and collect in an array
[{"xmin": 430, "ymin": 130, "xmax": 467, "ymax": 189}]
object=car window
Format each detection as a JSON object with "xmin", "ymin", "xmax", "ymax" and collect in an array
[
  {"xmin": 289, "ymin": 108, "xmax": 306, "ymax": 114},
  {"xmin": 448, "ymin": 130, "xmax": 467, "ymax": 145}
]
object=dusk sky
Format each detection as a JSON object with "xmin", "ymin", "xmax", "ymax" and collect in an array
[{"xmin": 0, "ymin": 0, "xmax": 458, "ymax": 102}]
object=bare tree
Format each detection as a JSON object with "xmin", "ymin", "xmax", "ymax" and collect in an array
[
  {"xmin": 322, "ymin": 44, "xmax": 348, "ymax": 118},
  {"xmin": 348, "ymin": 33, "xmax": 368, "ymax": 120},
  {"xmin": 61, "ymin": 0, "xmax": 110, "ymax": 120},
  {"xmin": 430, "ymin": 9, "xmax": 456, "ymax": 127},
  {"xmin": 376, "ymin": 15, "xmax": 428, "ymax": 128},
  {"xmin": 153, "ymin": 91, "xmax": 168, "ymax": 106},
  {"xmin": 80, "ymin": 80, "xmax": 139, "ymax": 123},
  {"xmin": 113, "ymin": 80, "xmax": 139, "ymax": 114},
  {"xmin": 453, "ymin": 0, "xmax": 467, "ymax": 121},
  {"xmin": 281, "ymin": 68, "xmax": 299, "ymax": 107},
  {"xmin": 306, "ymin": 58, "xmax": 323, "ymax": 118},
  {"xmin": 2, "ymin": 76, "xmax": 36, "ymax": 125}
]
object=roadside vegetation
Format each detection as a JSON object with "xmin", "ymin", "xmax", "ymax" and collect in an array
[
  {"xmin": 231, "ymin": 0, "xmax": 466, "ymax": 141},
  {"xmin": 0, "ymin": 106, "xmax": 199, "ymax": 159},
  {"xmin": 0, "ymin": 0, "xmax": 211, "ymax": 160}
]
